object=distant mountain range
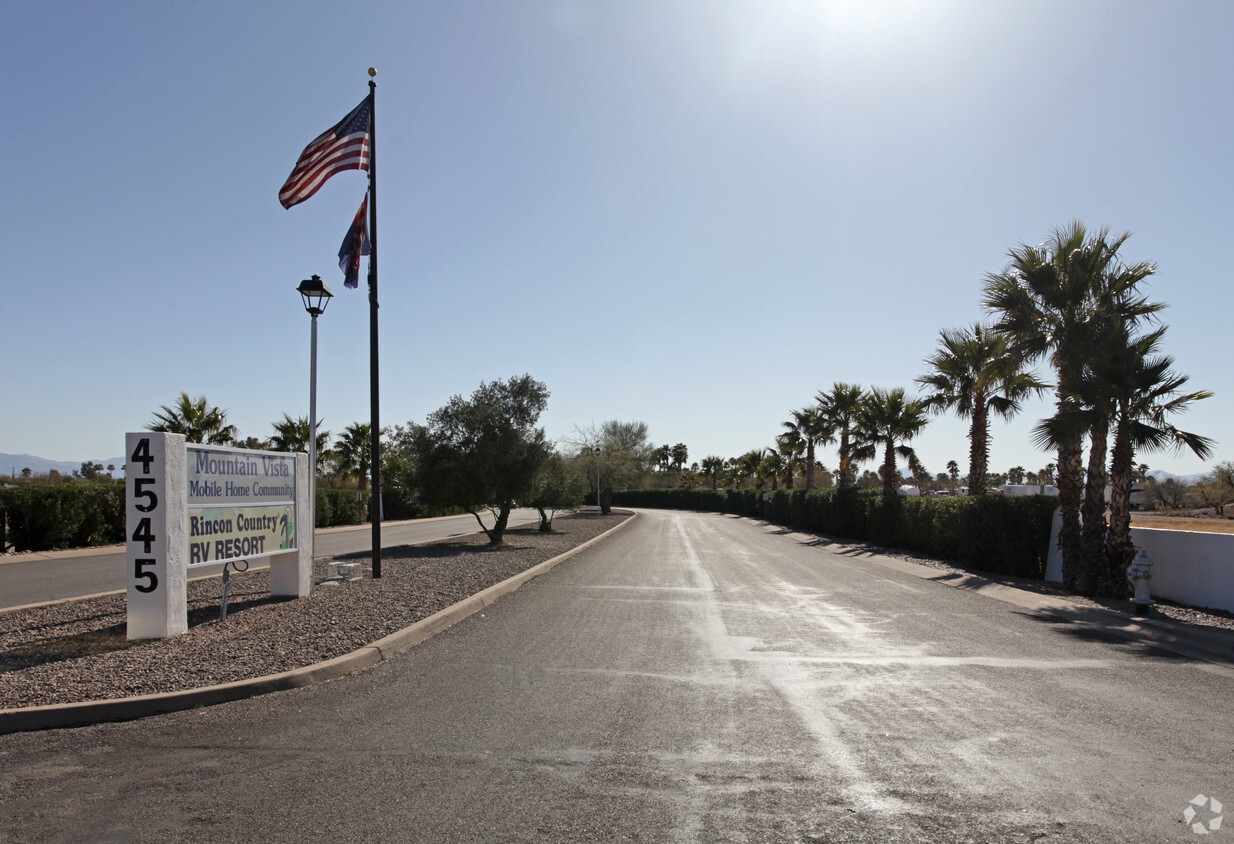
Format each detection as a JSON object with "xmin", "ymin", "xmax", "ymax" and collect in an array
[
  {"xmin": 1146, "ymin": 469, "xmax": 1209, "ymax": 485},
  {"xmin": 0, "ymin": 452, "xmax": 127, "ymax": 479}
]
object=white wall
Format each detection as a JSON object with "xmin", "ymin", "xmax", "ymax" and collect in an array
[
  {"xmin": 1131, "ymin": 527, "xmax": 1234, "ymax": 614},
  {"xmin": 1046, "ymin": 513, "xmax": 1234, "ymax": 613}
]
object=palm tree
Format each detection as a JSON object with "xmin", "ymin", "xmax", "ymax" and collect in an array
[
  {"xmin": 817, "ymin": 382, "xmax": 865, "ymax": 488},
  {"xmin": 786, "ymin": 406, "xmax": 834, "ymax": 490},
  {"xmin": 651, "ymin": 445, "xmax": 671, "ymax": 473},
  {"xmin": 1100, "ymin": 329, "xmax": 1211, "ymax": 595},
  {"xmin": 916, "ymin": 323, "xmax": 1045, "ymax": 496},
  {"xmin": 774, "ymin": 430, "xmax": 805, "ymax": 489},
  {"xmin": 946, "ymin": 460, "xmax": 960, "ymax": 488},
  {"xmin": 269, "ymin": 414, "xmax": 332, "ymax": 474},
  {"xmin": 146, "ymin": 393, "xmax": 238, "ymax": 444},
  {"xmin": 700, "ymin": 455, "xmax": 726, "ymax": 490},
  {"xmin": 332, "ymin": 421, "xmax": 373, "ymax": 490},
  {"xmin": 853, "ymin": 387, "xmax": 929, "ymax": 496},
  {"xmin": 729, "ymin": 449, "xmax": 761, "ymax": 488},
  {"xmin": 759, "ymin": 449, "xmax": 785, "ymax": 490},
  {"xmin": 670, "ymin": 443, "xmax": 689, "ymax": 474},
  {"xmin": 982, "ymin": 222, "xmax": 1163, "ymax": 591}
]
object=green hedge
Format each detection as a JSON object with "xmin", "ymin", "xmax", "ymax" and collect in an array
[
  {"xmin": 0, "ymin": 484, "xmax": 126, "ymax": 551},
  {"xmin": 0, "ymin": 483, "xmax": 380, "ymax": 552},
  {"xmin": 316, "ymin": 487, "xmax": 370, "ymax": 528},
  {"xmin": 611, "ymin": 487, "xmax": 1058, "ymax": 579}
]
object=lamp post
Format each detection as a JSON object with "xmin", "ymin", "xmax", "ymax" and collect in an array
[
  {"xmin": 592, "ymin": 446, "xmax": 602, "ymax": 513},
  {"xmin": 298, "ymin": 275, "xmax": 333, "ymax": 569}
]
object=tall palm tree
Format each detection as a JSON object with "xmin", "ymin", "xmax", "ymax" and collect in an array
[
  {"xmin": 269, "ymin": 413, "xmax": 332, "ymax": 474},
  {"xmin": 1034, "ymin": 327, "xmax": 1212, "ymax": 595},
  {"xmin": 700, "ymin": 455, "xmax": 726, "ymax": 490},
  {"xmin": 852, "ymin": 387, "xmax": 929, "ymax": 496},
  {"xmin": 774, "ymin": 430, "xmax": 805, "ymax": 489},
  {"xmin": 1102, "ymin": 329, "xmax": 1212, "ymax": 595},
  {"xmin": 917, "ymin": 323, "xmax": 1045, "ymax": 496},
  {"xmin": 651, "ymin": 444, "xmax": 671, "ymax": 474},
  {"xmin": 332, "ymin": 421, "xmax": 373, "ymax": 490},
  {"xmin": 817, "ymin": 382, "xmax": 865, "ymax": 488},
  {"xmin": 759, "ymin": 449, "xmax": 786, "ymax": 490},
  {"xmin": 146, "ymin": 393, "xmax": 238, "ymax": 444},
  {"xmin": 735, "ymin": 449, "xmax": 765, "ymax": 489},
  {"xmin": 670, "ymin": 443, "xmax": 689, "ymax": 473},
  {"xmin": 982, "ymin": 222, "xmax": 1163, "ymax": 591},
  {"xmin": 787, "ymin": 406, "xmax": 834, "ymax": 490}
]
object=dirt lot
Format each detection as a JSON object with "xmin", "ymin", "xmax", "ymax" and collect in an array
[{"xmin": 1131, "ymin": 512, "xmax": 1234, "ymax": 534}]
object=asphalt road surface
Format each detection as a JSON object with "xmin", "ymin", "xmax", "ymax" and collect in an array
[
  {"xmin": 2, "ymin": 508, "xmax": 1232, "ymax": 842},
  {"xmin": 0, "ymin": 509, "xmax": 541, "ymax": 610}
]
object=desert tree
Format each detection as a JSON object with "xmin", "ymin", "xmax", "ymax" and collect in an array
[{"xmin": 413, "ymin": 375, "xmax": 553, "ymax": 543}]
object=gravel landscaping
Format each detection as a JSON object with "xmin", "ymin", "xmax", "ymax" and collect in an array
[{"xmin": 0, "ymin": 512, "xmax": 630, "ymax": 711}]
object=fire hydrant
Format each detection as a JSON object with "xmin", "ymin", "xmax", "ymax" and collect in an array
[{"xmin": 1126, "ymin": 549, "xmax": 1154, "ymax": 616}]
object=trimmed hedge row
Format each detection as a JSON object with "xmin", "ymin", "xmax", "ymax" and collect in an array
[
  {"xmin": 610, "ymin": 487, "xmax": 1058, "ymax": 578},
  {"xmin": 0, "ymin": 484, "xmax": 380, "ymax": 551},
  {"xmin": 0, "ymin": 484, "xmax": 126, "ymax": 551},
  {"xmin": 316, "ymin": 487, "xmax": 369, "ymax": 528}
]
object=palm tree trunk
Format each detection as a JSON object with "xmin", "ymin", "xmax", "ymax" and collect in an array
[
  {"xmin": 968, "ymin": 400, "xmax": 989, "ymax": 496},
  {"xmin": 1103, "ymin": 427, "xmax": 1136, "ymax": 598},
  {"xmin": 805, "ymin": 442, "xmax": 816, "ymax": 490},
  {"xmin": 1056, "ymin": 437, "xmax": 1086, "ymax": 593},
  {"xmin": 881, "ymin": 438, "xmax": 897, "ymax": 496},
  {"xmin": 1080, "ymin": 422, "xmax": 1110, "ymax": 595},
  {"xmin": 838, "ymin": 430, "xmax": 852, "ymax": 488}
]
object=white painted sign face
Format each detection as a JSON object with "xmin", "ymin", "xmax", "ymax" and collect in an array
[{"xmin": 187, "ymin": 446, "xmax": 298, "ymax": 506}]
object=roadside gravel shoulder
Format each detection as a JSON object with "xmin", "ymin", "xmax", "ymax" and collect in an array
[{"xmin": 0, "ymin": 512, "xmax": 631, "ymax": 713}]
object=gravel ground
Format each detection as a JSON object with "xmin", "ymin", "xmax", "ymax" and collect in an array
[
  {"xmin": 4, "ymin": 509, "xmax": 1231, "ymax": 712},
  {"xmin": 0, "ymin": 512, "xmax": 629, "ymax": 711}
]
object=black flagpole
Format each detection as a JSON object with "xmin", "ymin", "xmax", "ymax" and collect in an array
[{"xmin": 367, "ymin": 68, "xmax": 382, "ymax": 579}]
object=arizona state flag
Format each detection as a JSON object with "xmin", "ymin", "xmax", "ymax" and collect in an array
[{"xmin": 338, "ymin": 193, "xmax": 370, "ymax": 289}]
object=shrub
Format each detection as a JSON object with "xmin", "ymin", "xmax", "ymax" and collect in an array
[
  {"xmin": 0, "ymin": 484, "xmax": 125, "ymax": 551},
  {"xmin": 611, "ymin": 487, "xmax": 1057, "ymax": 578}
]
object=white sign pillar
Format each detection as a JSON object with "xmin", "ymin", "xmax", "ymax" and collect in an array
[
  {"xmin": 270, "ymin": 452, "xmax": 313, "ymax": 596},
  {"xmin": 126, "ymin": 432, "xmax": 189, "ymax": 639},
  {"xmin": 126, "ymin": 434, "xmax": 311, "ymax": 639}
]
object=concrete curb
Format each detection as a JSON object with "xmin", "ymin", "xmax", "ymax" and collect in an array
[{"xmin": 0, "ymin": 513, "xmax": 637, "ymax": 735}]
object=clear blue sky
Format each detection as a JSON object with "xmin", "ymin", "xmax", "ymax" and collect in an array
[{"xmin": 3, "ymin": 0, "xmax": 1229, "ymax": 479}]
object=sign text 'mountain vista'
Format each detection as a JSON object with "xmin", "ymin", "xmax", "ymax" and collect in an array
[{"xmin": 187, "ymin": 446, "xmax": 297, "ymax": 506}]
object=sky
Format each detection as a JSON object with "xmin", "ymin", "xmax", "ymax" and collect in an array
[{"xmin": 2, "ymin": 0, "xmax": 1230, "ymax": 480}]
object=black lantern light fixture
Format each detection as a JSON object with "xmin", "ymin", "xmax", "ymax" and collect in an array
[{"xmin": 298, "ymin": 274, "xmax": 334, "ymax": 316}]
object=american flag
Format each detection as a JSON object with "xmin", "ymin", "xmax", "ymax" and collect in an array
[
  {"xmin": 338, "ymin": 193, "xmax": 370, "ymax": 289},
  {"xmin": 279, "ymin": 98, "xmax": 371, "ymax": 209}
]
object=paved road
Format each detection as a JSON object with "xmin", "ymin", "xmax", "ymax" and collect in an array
[
  {"xmin": 0, "ymin": 509, "xmax": 540, "ymax": 610},
  {"xmin": 2, "ymin": 509, "xmax": 1232, "ymax": 842}
]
